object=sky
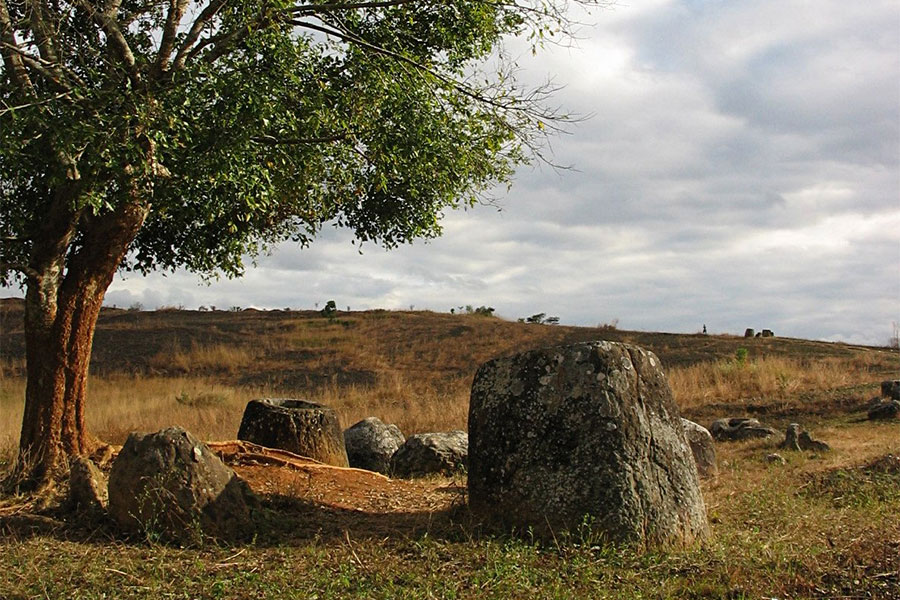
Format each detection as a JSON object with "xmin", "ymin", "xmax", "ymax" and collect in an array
[{"xmin": 101, "ymin": 0, "xmax": 899, "ymax": 346}]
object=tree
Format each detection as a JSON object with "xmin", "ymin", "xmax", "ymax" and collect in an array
[{"xmin": 1, "ymin": 0, "xmax": 600, "ymax": 489}]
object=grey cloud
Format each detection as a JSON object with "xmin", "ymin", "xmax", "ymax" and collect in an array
[{"xmin": 94, "ymin": 0, "xmax": 900, "ymax": 346}]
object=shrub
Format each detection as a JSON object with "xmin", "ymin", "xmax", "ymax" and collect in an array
[
  {"xmin": 321, "ymin": 300, "xmax": 337, "ymax": 318},
  {"xmin": 523, "ymin": 313, "xmax": 558, "ymax": 325}
]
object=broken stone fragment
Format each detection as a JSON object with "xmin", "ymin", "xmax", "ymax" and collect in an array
[
  {"xmin": 67, "ymin": 456, "xmax": 108, "ymax": 514},
  {"xmin": 779, "ymin": 423, "xmax": 830, "ymax": 452},
  {"xmin": 709, "ymin": 417, "xmax": 777, "ymax": 441},
  {"xmin": 868, "ymin": 400, "xmax": 900, "ymax": 421}
]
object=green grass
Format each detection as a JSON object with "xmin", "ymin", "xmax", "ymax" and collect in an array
[
  {"xmin": 1, "ymin": 302, "xmax": 898, "ymax": 598},
  {"xmin": 3, "ymin": 442, "xmax": 898, "ymax": 599}
]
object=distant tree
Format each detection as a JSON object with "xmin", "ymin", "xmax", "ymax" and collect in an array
[
  {"xmin": 320, "ymin": 299, "xmax": 337, "ymax": 318},
  {"xmin": 524, "ymin": 312, "xmax": 558, "ymax": 324},
  {"xmin": 0, "ymin": 0, "xmax": 603, "ymax": 488}
]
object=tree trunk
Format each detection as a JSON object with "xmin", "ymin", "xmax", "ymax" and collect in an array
[{"xmin": 16, "ymin": 200, "xmax": 150, "ymax": 489}]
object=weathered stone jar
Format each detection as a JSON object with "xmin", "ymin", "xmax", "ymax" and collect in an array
[
  {"xmin": 108, "ymin": 426, "xmax": 257, "ymax": 544},
  {"xmin": 237, "ymin": 398, "xmax": 349, "ymax": 467},
  {"xmin": 468, "ymin": 341, "xmax": 708, "ymax": 549}
]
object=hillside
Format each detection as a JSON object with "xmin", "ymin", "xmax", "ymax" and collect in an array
[
  {"xmin": 2, "ymin": 296, "xmax": 891, "ymax": 382},
  {"xmin": 2, "ymin": 295, "xmax": 895, "ymax": 447},
  {"xmin": 1, "ymin": 298, "xmax": 899, "ymax": 598}
]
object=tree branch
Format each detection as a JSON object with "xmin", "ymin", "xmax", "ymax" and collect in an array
[
  {"xmin": 290, "ymin": 18, "xmax": 533, "ymax": 116},
  {"xmin": 0, "ymin": 262, "xmax": 40, "ymax": 281},
  {"xmin": 290, "ymin": 0, "xmax": 418, "ymax": 15},
  {"xmin": 250, "ymin": 133, "xmax": 348, "ymax": 145},
  {"xmin": 154, "ymin": 0, "xmax": 190, "ymax": 76},
  {"xmin": 172, "ymin": 0, "xmax": 227, "ymax": 70},
  {"xmin": 25, "ymin": 0, "xmax": 64, "ymax": 81},
  {"xmin": 0, "ymin": 41, "xmax": 72, "ymax": 91},
  {"xmin": 76, "ymin": 0, "xmax": 141, "ymax": 85},
  {"xmin": 0, "ymin": 0, "xmax": 36, "ymax": 99}
]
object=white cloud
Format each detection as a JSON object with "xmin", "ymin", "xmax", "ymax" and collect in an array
[{"xmin": 97, "ymin": 0, "xmax": 900, "ymax": 346}]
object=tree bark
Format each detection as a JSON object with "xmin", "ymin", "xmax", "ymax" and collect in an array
[{"xmin": 16, "ymin": 199, "xmax": 150, "ymax": 489}]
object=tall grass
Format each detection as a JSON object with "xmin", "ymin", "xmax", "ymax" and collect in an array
[
  {"xmin": 667, "ymin": 354, "xmax": 883, "ymax": 409},
  {"xmin": 0, "ymin": 337, "xmax": 889, "ymax": 459},
  {"xmin": 147, "ymin": 342, "xmax": 255, "ymax": 373},
  {"xmin": 0, "ymin": 371, "xmax": 470, "ymax": 459}
]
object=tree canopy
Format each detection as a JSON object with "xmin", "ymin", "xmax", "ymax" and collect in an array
[
  {"xmin": 1, "ymin": 0, "xmax": 595, "ymax": 283},
  {"xmin": 1, "ymin": 0, "xmax": 603, "ymax": 487}
]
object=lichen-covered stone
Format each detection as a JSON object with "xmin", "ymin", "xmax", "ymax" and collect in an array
[
  {"xmin": 390, "ymin": 431, "xmax": 467, "ymax": 478},
  {"xmin": 468, "ymin": 341, "xmax": 708, "ymax": 549},
  {"xmin": 344, "ymin": 417, "xmax": 405, "ymax": 474},
  {"xmin": 681, "ymin": 418, "xmax": 718, "ymax": 478},
  {"xmin": 238, "ymin": 398, "xmax": 349, "ymax": 467},
  {"xmin": 108, "ymin": 427, "xmax": 257, "ymax": 544}
]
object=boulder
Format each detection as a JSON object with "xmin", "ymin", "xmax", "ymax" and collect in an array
[
  {"xmin": 761, "ymin": 329, "xmax": 774, "ymax": 338},
  {"xmin": 237, "ymin": 398, "xmax": 349, "ymax": 467},
  {"xmin": 389, "ymin": 431, "xmax": 468, "ymax": 478},
  {"xmin": 744, "ymin": 328, "xmax": 755, "ymax": 338},
  {"xmin": 468, "ymin": 341, "xmax": 708, "ymax": 548},
  {"xmin": 67, "ymin": 456, "xmax": 108, "ymax": 514},
  {"xmin": 709, "ymin": 417, "xmax": 777, "ymax": 441},
  {"xmin": 681, "ymin": 418, "xmax": 718, "ymax": 478},
  {"xmin": 881, "ymin": 380, "xmax": 900, "ymax": 401},
  {"xmin": 108, "ymin": 427, "xmax": 257, "ymax": 544},
  {"xmin": 868, "ymin": 400, "xmax": 900, "ymax": 421},
  {"xmin": 780, "ymin": 423, "xmax": 830, "ymax": 452},
  {"xmin": 343, "ymin": 417, "xmax": 405, "ymax": 474}
]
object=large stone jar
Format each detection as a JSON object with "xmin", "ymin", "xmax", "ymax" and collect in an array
[
  {"xmin": 468, "ymin": 341, "xmax": 708, "ymax": 549},
  {"xmin": 237, "ymin": 398, "xmax": 349, "ymax": 467},
  {"xmin": 108, "ymin": 427, "xmax": 257, "ymax": 543}
]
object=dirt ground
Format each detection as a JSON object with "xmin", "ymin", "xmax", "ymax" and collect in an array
[
  {"xmin": 212, "ymin": 441, "xmax": 468, "ymax": 543},
  {"xmin": 0, "ymin": 441, "xmax": 467, "ymax": 545},
  {"xmin": 211, "ymin": 440, "xmax": 462, "ymax": 512}
]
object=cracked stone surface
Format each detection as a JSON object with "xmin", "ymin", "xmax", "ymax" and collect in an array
[
  {"xmin": 390, "ymin": 431, "xmax": 468, "ymax": 478},
  {"xmin": 682, "ymin": 418, "xmax": 718, "ymax": 478},
  {"xmin": 468, "ymin": 341, "xmax": 708, "ymax": 549}
]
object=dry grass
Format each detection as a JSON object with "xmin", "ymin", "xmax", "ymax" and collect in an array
[
  {"xmin": 0, "ymin": 371, "xmax": 470, "ymax": 458},
  {"xmin": 0, "ymin": 310, "xmax": 894, "ymax": 460},
  {"xmin": 308, "ymin": 373, "xmax": 471, "ymax": 434},
  {"xmin": 147, "ymin": 341, "xmax": 256, "ymax": 373},
  {"xmin": 667, "ymin": 353, "xmax": 886, "ymax": 410}
]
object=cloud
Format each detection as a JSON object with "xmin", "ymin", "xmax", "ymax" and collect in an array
[{"xmin": 98, "ymin": 0, "xmax": 900, "ymax": 346}]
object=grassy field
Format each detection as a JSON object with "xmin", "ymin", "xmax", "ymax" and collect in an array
[{"xmin": 1, "ymin": 299, "xmax": 898, "ymax": 599}]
